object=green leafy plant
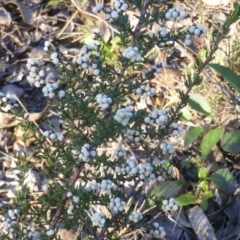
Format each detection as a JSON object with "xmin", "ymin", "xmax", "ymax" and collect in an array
[{"xmin": 0, "ymin": 1, "xmax": 240, "ymax": 240}]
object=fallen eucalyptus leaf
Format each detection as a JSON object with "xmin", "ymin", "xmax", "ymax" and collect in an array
[{"xmin": 187, "ymin": 206, "xmax": 217, "ymax": 240}]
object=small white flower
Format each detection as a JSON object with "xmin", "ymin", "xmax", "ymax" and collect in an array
[
  {"xmin": 111, "ymin": 10, "xmax": 119, "ymax": 19},
  {"xmin": 91, "ymin": 212, "xmax": 106, "ymax": 227},
  {"xmin": 129, "ymin": 211, "xmax": 143, "ymax": 223},
  {"xmin": 46, "ymin": 229, "xmax": 55, "ymax": 236},
  {"xmin": 53, "ymin": 58, "xmax": 59, "ymax": 65},
  {"xmin": 73, "ymin": 196, "xmax": 80, "ymax": 203}
]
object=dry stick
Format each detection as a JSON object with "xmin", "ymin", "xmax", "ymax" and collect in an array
[
  {"xmin": 15, "ymin": 96, "xmax": 53, "ymax": 146},
  {"xmin": 49, "ymin": 165, "xmax": 84, "ymax": 229},
  {"xmin": 113, "ymin": 0, "xmax": 151, "ymax": 92},
  {"xmin": 56, "ymin": 11, "xmax": 79, "ymax": 39},
  {"xmin": 70, "ymin": 0, "xmax": 119, "ymax": 34}
]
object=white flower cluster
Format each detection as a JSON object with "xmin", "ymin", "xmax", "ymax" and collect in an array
[
  {"xmin": 114, "ymin": 106, "xmax": 133, "ymax": 126},
  {"xmin": 144, "ymin": 109, "xmax": 168, "ymax": 126},
  {"xmin": 115, "ymin": 158, "xmax": 139, "ymax": 176},
  {"xmin": 151, "ymin": 61, "xmax": 168, "ymax": 74},
  {"xmin": 95, "ymin": 93, "xmax": 112, "ymax": 109},
  {"xmin": 26, "ymin": 58, "xmax": 45, "ymax": 88},
  {"xmin": 0, "ymin": 209, "xmax": 19, "ymax": 235},
  {"xmin": 165, "ymin": 6, "xmax": 188, "ymax": 21},
  {"xmin": 8, "ymin": 209, "xmax": 19, "ymax": 220},
  {"xmin": 161, "ymin": 142, "xmax": 175, "ymax": 155},
  {"xmin": 41, "ymin": 183, "xmax": 49, "ymax": 192},
  {"xmin": 114, "ymin": 146, "xmax": 126, "ymax": 160},
  {"xmin": 157, "ymin": 28, "xmax": 168, "ymax": 39},
  {"xmin": 84, "ymin": 181, "xmax": 101, "ymax": 194},
  {"xmin": 109, "ymin": 197, "xmax": 126, "ymax": 213},
  {"xmin": 105, "ymin": 6, "xmax": 119, "ymax": 20},
  {"xmin": 77, "ymin": 28, "xmax": 101, "ymax": 75},
  {"xmin": 91, "ymin": 212, "xmax": 106, "ymax": 227},
  {"xmin": 0, "ymin": 92, "xmax": 18, "ymax": 112},
  {"xmin": 46, "ymin": 229, "xmax": 55, "ymax": 236},
  {"xmin": 157, "ymin": 29, "xmax": 169, "ymax": 47},
  {"xmin": 100, "ymin": 179, "xmax": 117, "ymax": 195},
  {"xmin": 122, "ymin": 46, "xmax": 142, "ymax": 62},
  {"xmin": 139, "ymin": 162, "xmax": 154, "ymax": 180},
  {"xmin": 42, "ymin": 82, "xmax": 59, "ymax": 99},
  {"xmin": 78, "ymin": 144, "xmax": 96, "ymax": 162},
  {"xmin": 23, "ymin": 225, "xmax": 37, "ymax": 238},
  {"xmin": 162, "ymin": 198, "xmax": 179, "ymax": 212},
  {"xmin": 136, "ymin": 85, "xmax": 156, "ymax": 97},
  {"xmin": 43, "ymin": 41, "xmax": 59, "ymax": 64},
  {"xmin": 114, "ymin": 0, "xmax": 129, "ymax": 12},
  {"xmin": 185, "ymin": 24, "xmax": 208, "ymax": 45},
  {"xmin": 26, "ymin": 55, "xmax": 65, "ymax": 99},
  {"xmin": 149, "ymin": 29, "xmax": 169, "ymax": 47},
  {"xmin": 92, "ymin": 1, "xmax": 128, "ymax": 21},
  {"xmin": 126, "ymin": 129, "xmax": 144, "ymax": 143},
  {"xmin": 146, "ymin": 222, "xmax": 166, "ymax": 239},
  {"xmin": 43, "ymin": 130, "xmax": 64, "ymax": 141},
  {"xmin": 170, "ymin": 122, "xmax": 183, "ymax": 136},
  {"xmin": 66, "ymin": 192, "xmax": 80, "ymax": 215},
  {"xmin": 92, "ymin": 3, "xmax": 103, "ymax": 14},
  {"xmin": 44, "ymin": 40, "xmax": 54, "ymax": 51},
  {"xmin": 50, "ymin": 52, "xmax": 59, "ymax": 65},
  {"xmin": 129, "ymin": 211, "xmax": 143, "ymax": 223}
]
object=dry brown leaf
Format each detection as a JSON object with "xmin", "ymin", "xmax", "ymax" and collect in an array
[
  {"xmin": 2, "ymin": 0, "xmax": 33, "ymax": 25},
  {"xmin": 173, "ymin": 209, "xmax": 192, "ymax": 228},
  {"xmin": 14, "ymin": 125, "xmax": 36, "ymax": 147},
  {"xmin": 57, "ymin": 229, "xmax": 76, "ymax": 240},
  {"xmin": 0, "ymin": 7, "xmax": 11, "ymax": 27},
  {"xmin": 187, "ymin": 206, "xmax": 217, "ymax": 240},
  {"xmin": 0, "ymin": 104, "xmax": 48, "ymax": 129}
]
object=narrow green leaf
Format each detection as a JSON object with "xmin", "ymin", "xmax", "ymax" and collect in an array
[
  {"xmin": 47, "ymin": 0, "xmax": 61, "ymax": 6},
  {"xmin": 214, "ymin": 169, "xmax": 234, "ymax": 183},
  {"xmin": 184, "ymin": 127, "xmax": 205, "ymax": 147},
  {"xmin": 198, "ymin": 167, "xmax": 208, "ymax": 180},
  {"xmin": 200, "ymin": 128, "xmax": 223, "ymax": 159},
  {"xmin": 149, "ymin": 181, "xmax": 185, "ymax": 199},
  {"xmin": 205, "ymin": 190, "xmax": 214, "ymax": 199},
  {"xmin": 179, "ymin": 107, "xmax": 193, "ymax": 121},
  {"xmin": 175, "ymin": 192, "xmax": 198, "ymax": 206},
  {"xmin": 188, "ymin": 94, "xmax": 212, "ymax": 116},
  {"xmin": 200, "ymin": 198, "xmax": 208, "ymax": 212},
  {"xmin": 209, "ymin": 174, "xmax": 228, "ymax": 192},
  {"xmin": 208, "ymin": 63, "xmax": 240, "ymax": 92},
  {"xmin": 200, "ymin": 180, "xmax": 208, "ymax": 192},
  {"xmin": 221, "ymin": 130, "xmax": 240, "ymax": 153}
]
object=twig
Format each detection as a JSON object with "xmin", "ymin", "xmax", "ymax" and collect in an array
[
  {"xmin": 49, "ymin": 165, "xmax": 84, "ymax": 229},
  {"xmin": 15, "ymin": 96, "xmax": 52, "ymax": 146},
  {"xmin": 56, "ymin": 11, "xmax": 79, "ymax": 39},
  {"xmin": 70, "ymin": 0, "xmax": 119, "ymax": 34}
]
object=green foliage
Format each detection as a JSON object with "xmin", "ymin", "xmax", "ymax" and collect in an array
[
  {"xmin": 188, "ymin": 93, "xmax": 212, "ymax": 116},
  {"xmin": 220, "ymin": 130, "xmax": 240, "ymax": 153},
  {"xmin": 149, "ymin": 181, "xmax": 186, "ymax": 200},
  {"xmin": 175, "ymin": 192, "xmax": 198, "ymax": 206},
  {"xmin": 47, "ymin": 0, "xmax": 61, "ymax": 7},
  {"xmin": 208, "ymin": 63, "xmax": 240, "ymax": 92},
  {"xmin": 179, "ymin": 107, "xmax": 193, "ymax": 121},
  {"xmin": 2, "ymin": 1, "xmax": 240, "ymax": 239},
  {"xmin": 184, "ymin": 126, "xmax": 205, "ymax": 147},
  {"xmin": 209, "ymin": 169, "xmax": 234, "ymax": 192},
  {"xmin": 200, "ymin": 127, "xmax": 223, "ymax": 159}
]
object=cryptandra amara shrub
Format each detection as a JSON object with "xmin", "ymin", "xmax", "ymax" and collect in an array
[{"xmin": 0, "ymin": 0, "xmax": 239, "ymax": 239}]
